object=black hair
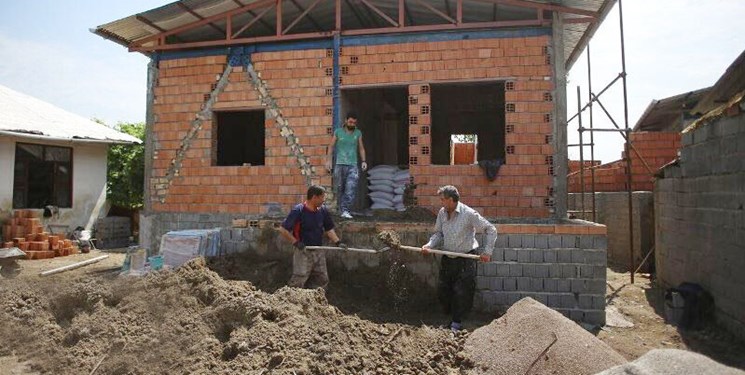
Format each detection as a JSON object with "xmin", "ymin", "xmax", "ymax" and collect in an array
[{"xmin": 307, "ymin": 185, "xmax": 326, "ymax": 199}]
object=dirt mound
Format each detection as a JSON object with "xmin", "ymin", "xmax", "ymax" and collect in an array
[
  {"xmin": 596, "ymin": 349, "xmax": 745, "ymax": 375},
  {"xmin": 0, "ymin": 258, "xmax": 472, "ymax": 374},
  {"xmin": 465, "ymin": 297, "xmax": 627, "ymax": 375}
]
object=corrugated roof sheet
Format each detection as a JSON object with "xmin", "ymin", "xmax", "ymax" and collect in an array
[
  {"xmin": 94, "ymin": 0, "xmax": 615, "ymax": 70},
  {"xmin": 0, "ymin": 85, "xmax": 142, "ymax": 144}
]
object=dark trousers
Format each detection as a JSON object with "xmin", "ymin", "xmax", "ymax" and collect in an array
[{"xmin": 438, "ymin": 254, "xmax": 477, "ymax": 324}]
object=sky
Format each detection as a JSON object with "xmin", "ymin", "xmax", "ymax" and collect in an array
[{"xmin": 1, "ymin": 0, "xmax": 744, "ymax": 162}]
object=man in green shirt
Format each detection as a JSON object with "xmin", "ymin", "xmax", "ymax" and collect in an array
[{"xmin": 326, "ymin": 113, "xmax": 367, "ymax": 219}]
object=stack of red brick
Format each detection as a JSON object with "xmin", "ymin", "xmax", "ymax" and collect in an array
[{"xmin": 1, "ymin": 210, "xmax": 79, "ymax": 259}]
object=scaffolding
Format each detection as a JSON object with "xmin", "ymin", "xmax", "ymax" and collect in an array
[{"xmin": 566, "ymin": 0, "xmax": 657, "ymax": 284}]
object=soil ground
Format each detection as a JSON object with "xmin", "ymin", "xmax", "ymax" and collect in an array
[{"xmin": 1, "ymin": 250, "xmax": 743, "ymax": 374}]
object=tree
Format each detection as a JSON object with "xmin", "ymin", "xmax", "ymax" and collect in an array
[{"xmin": 107, "ymin": 122, "xmax": 145, "ymax": 209}]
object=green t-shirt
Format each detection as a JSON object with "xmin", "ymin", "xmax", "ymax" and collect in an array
[{"xmin": 334, "ymin": 127, "xmax": 361, "ymax": 166}]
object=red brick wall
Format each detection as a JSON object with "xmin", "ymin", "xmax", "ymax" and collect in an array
[
  {"xmin": 150, "ymin": 35, "xmax": 556, "ymax": 218},
  {"xmin": 568, "ymin": 131, "xmax": 681, "ymax": 192}
]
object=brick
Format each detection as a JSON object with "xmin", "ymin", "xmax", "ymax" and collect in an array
[
  {"xmin": 483, "ymin": 263, "xmax": 497, "ymax": 276},
  {"xmin": 544, "ymin": 278, "xmax": 558, "ymax": 292},
  {"xmin": 580, "ymin": 265, "xmax": 594, "ymax": 278},
  {"xmin": 557, "ymin": 279, "xmax": 571, "ymax": 292},
  {"xmin": 562, "ymin": 235, "xmax": 579, "ymax": 248},
  {"xmin": 508, "ymin": 234, "xmax": 522, "ymax": 248},
  {"xmin": 530, "ymin": 249, "xmax": 543, "ymax": 263},
  {"xmin": 571, "ymin": 249, "xmax": 587, "ymax": 263},
  {"xmin": 489, "ymin": 277, "xmax": 504, "ymax": 291},
  {"xmin": 588, "ymin": 279, "xmax": 606, "ymax": 294},
  {"xmin": 563, "ymin": 265, "xmax": 577, "ymax": 278},
  {"xmin": 491, "ymin": 248, "xmax": 505, "ymax": 262},
  {"xmin": 521, "ymin": 234, "xmax": 536, "ymax": 248},
  {"xmin": 531, "ymin": 278, "xmax": 544, "ymax": 292},
  {"xmin": 543, "ymin": 249, "xmax": 557, "ymax": 263},
  {"xmin": 517, "ymin": 249, "xmax": 531, "ymax": 262},
  {"xmin": 535, "ymin": 235, "xmax": 549, "ymax": 249},
  {"xmin": 571, "ymin": 279, "xmax": 588, "ymax": 293},
  {"xmin": 549, "ymin": 264, "xmax": 562, "ymax": 278},
  {"xmin": 549, "ymin": 235, "xmax": 562, "ymax": 248},
  {"xmin": 580, "ymin": 235, "xmax": 594, "ymax": 249},
  {"xmin": 523, "ymin": 264, "xmax": 536, "ymax": 277},
  {"xmin": 558, "ymin": 249, "xmax": 572, "ymax": 263},
  {"xmin": 561, "ymin": 294, "xmax": 577, "ymax": 308}
]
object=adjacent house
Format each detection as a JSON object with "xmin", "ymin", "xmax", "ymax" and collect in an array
[{"xmin": 0, "ymin": 84, "xmax": 141, "ymax": 234}]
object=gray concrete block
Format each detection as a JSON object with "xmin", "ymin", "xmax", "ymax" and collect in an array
[
  {"xmin": 544, "ymin": 278, "xmax": 558, "ymax": 292},
  {"xmin": 549, "ymin": 264, "xmax": 562, "ymax": 278},
  {"xmin": 531, "ymin": 278, "xmax": 544, "ymax": 292},
  {"xmin": 505, "ymin": 292, "xmax": 522, "ymax": 305},
  {"xmin": 571, "ymin": 249, "xmax": 587, "ymax": 264},
  {"xmin": 518, "ymin": 249, "xmax": 531, "ymax": 263},
  {"xmin": 584, "ymin": 310, "xmax": 606, "ymax": 326},
  {"xmin": 532, "ymin": 293, "xmax": 548, "ymax": 306},
  {"xmin": 548, "ymin": 294, "xmax": 562, "ymax": 308},
  {"xmin": 562, "ymin": 235, "xmax": 579, "ymax": 248},
  {"xmin": 580, "ymin": 265, "xmax": 595, "ymax": 278},
  {"xmin": 588, "ymin": 279, "xmax": 606, "ymax": 294},
  {"xmin": 521, "ymin": 235, "xmax": 536, "ymax": 248},
  {"xmin": 579, "ymin": 295, "xmax": 593, "ymax": 309},
  {"xmin": 594, "ymin": 265, "xmax": 607, "ymax": 279},
  {"xmin": 495, "ymin": 235, "xmax": 508, "ymax": 248},
  {"xmin": 530, "ymin": 249, "xmax": 544, "ymax": 263},
  {"xmin": 477, "ymin": 276, "xmax": 490, "ymax": 290},
  {"xmin": 570, "ymin": 309, "xmax": 584, "ymax": 322},
  {"xmin": 563, "ymin": 264, "xmax": 577, "ymax": 278},
  {"xmin": 508, "ymin": 234, "xmax": 522, "ymax": 248},
  {"xmin": 489, "ymin": 277, "xmax": 504, "ymax": 291},
  {"xmin": 557, "ymin": 279, "xmax": 571, "ymax": 292},
  {"xmin": 509, "ymin": 264, "xmax": 523, "ymax": 277},
  {"xmin": 504, "ymin": 248, "xmax": 518, "ymax": 262},
  {"xmin": 580, "ymin": 235, "xmax": 595, "ymax": 249},
  {"xmin": 571, "ymin": 279, "xmax": 588, "ymax": 293},
  {"xmin": 549, "ymin": 235, "xmax": 563, "ymax": 249},
  {"xmin": 544, "ymin": 249, "xmax": 557, "ymax": 263},
  {"xmin": 497, "ymin": 263, "xmax": 510, "ymax": 276},
  {"xmin": 593, "ymin": 236, "xmax": 608, "ymax": 250},
  {"xmin": 503, "ymin": 278, "xmax": 517, "ymax": 291},
  {"xmin": 483, "ymin": 263, "xmax": 497, "ymax": 276},
  {"xmin": 558, "ymin": 249, "xmax": 572, "ymax": 263},
  {"xmin": 523, "ymin": 264, "xmax": 536, "ymax": 277},
  {"xmin": 535, "ymin": 235, "xmax": 549, "ymax": 249},
  {"xmin": 535, "ymin": 264, "xmax": 549, "ymax": 278},
  {"xmin": 491, "ymin": 248, "xmax": 505, "ymax": 262},
  {"xmin": 517, "ymin": 277, "xmax": 531, "ymax": 291},
  {"xmin": 592, "ymin": 296, "xmax": 605, "ymax": 310},
  {"xmin": 586, "ymin": 250, "xmax": 606, "ymax": 266},
  {"xmin": 561, "ymin": 294, "xmax": 577, "ymax": 308}
]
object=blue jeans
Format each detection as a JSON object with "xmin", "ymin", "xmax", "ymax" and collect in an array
[{"xmin": 334, "ymin": 164, "xmax": 359, "ymax": 213}]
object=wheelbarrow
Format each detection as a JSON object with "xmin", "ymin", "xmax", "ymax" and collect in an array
[{"xmin": 0, "ymin": 247, "xmax": 26, "ymax": 278}]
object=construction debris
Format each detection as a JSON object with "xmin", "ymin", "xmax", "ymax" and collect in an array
[{"xmin": 465, "ymin": 297, "xmax": 627, "ymax": 374}]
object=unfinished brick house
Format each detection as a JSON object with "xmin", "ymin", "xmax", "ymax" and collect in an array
[{"xmin": 97, "ymin": 0, "xmax": 618, "ymax": 324}]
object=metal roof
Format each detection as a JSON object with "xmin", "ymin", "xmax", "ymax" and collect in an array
[
  {"xmin": 0, "ymin": 85, "xmax": 142, "ymax": 145},
  {"xmin": 93, "ymin": 0, "xmax": 615, "ymax": 70},
  {"xmin": 632, "ymin": 88, "xmax": 710, "ymax": 132}
]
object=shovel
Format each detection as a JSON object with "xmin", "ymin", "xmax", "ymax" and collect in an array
[
  {"xmin": 395, "ymin": 244, "xmax": 481, "ymax": 260},
  {"xmin": 305, "ymin": 246, "xmax": 390, "ymax": 254}
]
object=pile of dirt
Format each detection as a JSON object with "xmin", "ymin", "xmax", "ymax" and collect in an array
[
  {"xmin": 465, "ymin": 297, "xmax": 628, "ymax": 375},
  {"xmin": 0, "ymin": 258, "xmax": 472, "ymax": 374},
  {"xmin": 596, "ymin": 349, "xmax": 745, "ymax": 375}
]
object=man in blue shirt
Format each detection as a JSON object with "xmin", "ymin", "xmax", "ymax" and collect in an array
[
  {"xmin": 280, "ymin": 185, "xmax": 347, "ymax": 289},
  {"xmin": 326, "ymin": 113, "xmax": 368, "ymax": 219}
]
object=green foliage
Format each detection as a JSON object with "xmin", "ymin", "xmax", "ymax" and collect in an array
[{"xmin": 107, "ymin": 122, "xmax": 145, "ymax": 209}]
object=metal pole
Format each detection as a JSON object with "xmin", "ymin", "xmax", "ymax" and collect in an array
[
  {"xmin": 619, "ymin": 0, "xmax": 634, "ymax": 284},
  {"xmin": 587, "ymin": 44, "xmax": 597, "ymax": 222},
  {"xmin": 577, "ymin": 86, "xmax": 586, "ymax": 220}
]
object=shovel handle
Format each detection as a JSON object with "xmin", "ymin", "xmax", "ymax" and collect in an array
[
  {"xmin": 305, "ymin": 246, "xmax": 379, "ymax": 254},
  {"xmin": 397, "ymin": 245, "xmax": 482, "ymax": 260}
]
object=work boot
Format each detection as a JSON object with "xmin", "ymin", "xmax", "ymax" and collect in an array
[{"xmin": 341, "ymin": 211, "xmax": 353, "ymax": 219}]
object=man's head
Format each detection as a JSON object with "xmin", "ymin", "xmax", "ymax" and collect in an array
[
  {"xmin": 437, "ymin": 185, "xmax": 460, "ymax": 212},
  {"xmin": 345, "ymin": 112, "xmax": 358, "ymax": 129},
  {"xmin": 306, "ymin": 185, "xmax": 326, "ymax": 208}
]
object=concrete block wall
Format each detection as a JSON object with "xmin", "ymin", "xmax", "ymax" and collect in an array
[
  {"xmin": 148, "ymin": 33, "xmax": 558, "ymax": 220},
  {"xmin": 568, "ymin": 192, "xmax": 654, "ymax": 272},
  {"xmin": 655, "ymin": 111, "xmax": 745, "ymax": 340},
  {"xmin": 569, "ymin": 131, "xmax": 681, "ymax": 192},
  {"xmin": 218, "ymin": 220, "xmax": 608, "ymax": 326}
]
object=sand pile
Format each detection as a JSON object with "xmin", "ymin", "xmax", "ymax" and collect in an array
[
  {"xmin": 465, "ymin": 297, "xmax": 627, "ymax": 375},
  {"xmin": 597, "ymin": 349, "xmax": 745, "ymax": 375},
  {"xmin": 0, "ymin": 258, "xmax": 471, "ymax": 374}
]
